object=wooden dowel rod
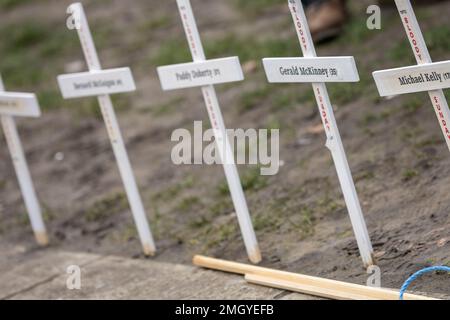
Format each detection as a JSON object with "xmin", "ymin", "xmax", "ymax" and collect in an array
[
  {"xmin": 193, "ymin": 255, "xmax": 437, "ymax": 300},
  {"xmin": 245, "ymin": 274, "xmax": 437, "ymax": 300},
  {"xmin": 246, "ymin": 274, "xmax": 375, "ymax": 300}
]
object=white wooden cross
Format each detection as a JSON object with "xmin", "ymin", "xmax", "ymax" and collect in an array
[
  {"xmin": 157, "ymin": 0, "xmax": 261, "ymax": 263},
  {"xmin": 0, "ymin": 75, "xmax": 48, "ymax": 246},
  {"xmin": 373, "ymin": 0, "xmax": 450, "ymax": 152},
  {"xmin": 58, "ymin": 3, "xmax": 155, "ymax": 256},
  {"xmin": 262, "ymin": 0, "xmax": 374, "ymax": 267}
]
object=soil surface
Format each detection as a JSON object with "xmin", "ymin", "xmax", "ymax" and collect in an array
[{"xmin": 0, "ymin": 0, "xmax": 449, "ymax": 297}]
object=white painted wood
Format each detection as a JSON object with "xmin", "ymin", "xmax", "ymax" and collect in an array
[
  {"xmin": 263, "ymin": 56, "xmax": 359, "ymax": 83},
  {"xmin": 158, "ymin": 57, "xmax": 244, "ymax": 90},
  {"xmin": 58, "ymin": 67, "xmax": 135, "ymax": 99},
  {"xmin": 161, "ymin": 0, "xmax": 261, "ymax": 263},
  {"xmin": 373, "ymin": 60, "xmax": 450, "ymax": 96},
  {"xmin": 372, "ymin": 0, "xmax": 450, "ymax": 152},
  {"xmin": 272, "ymin": 0, "xmax": 374, "ymax": 266},
  {"xmin": 0, "ymin": 92, "xmax": 40, "ymax": 118},
  {"xmin": 63, "ymin": 2, "xmax": 155, "ymax": 256},
  {"xmin": 396, "ymin": 0, "xmax": 450, "ymax": 151},
  {"xmin": 0, "ymin": 75, "xmax": 48, "ymax": 245}
]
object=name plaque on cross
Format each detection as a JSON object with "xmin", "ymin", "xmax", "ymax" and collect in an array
[
  {"xmin": 261, "ymin": 0, "xmax": 374, "ymax": 267},
  {"xmin": 59, "ymin": 3, "xmax": 156, "ymax": 256},
  {"xmin": 0, "ymin": 92, "xmax": 40, "ymax": 117},
  {"xmin": 373, "ymin": 0, "xmax": 450, "ymax": 151},
  {"xmin": 0, "ymin": 75, "xmax": 48, "ymax": 246},
  {"xmin": 156, "ymin": 0, "xmax": 261, "ymax": 264},
  {"xmin": 263, "ymin": 57, "xmax": 359, "ymax": 83},
  {"xmin": 58, "ymin": 67, "xmax": 136, "ymax": 99},
  {"xmin": 158, "ymin": 57, "xmax": 244, "ymax": 90},
  {"xmin": 374, "ymin": 60, "xmax": 450, "ymax": 96}
]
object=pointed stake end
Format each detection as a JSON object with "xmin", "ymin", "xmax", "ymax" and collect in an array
[
  {"xmin": 142, "ymin": 243, "xmax": 156, "ymax": 257},
  {"xmin": 35, "ymin": 231, "xmax": 49, "ymax": 246},
  {"xmin": 364, "ymin": 253, "xmax": 377, "ymax": 269},
  {"xmin": 248, "ymin": 248, "xmax": 262, "ymax": 265}
]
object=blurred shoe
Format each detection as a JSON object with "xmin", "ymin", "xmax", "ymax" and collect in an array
[{"xmin": 306, "ymin": 0, "xmax": 348, "ymax": 42}]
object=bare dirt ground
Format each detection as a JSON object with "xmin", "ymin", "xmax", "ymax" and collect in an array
[{"xmin": 0, "ymin": 0, "xmax": 449, "ymax": 298}]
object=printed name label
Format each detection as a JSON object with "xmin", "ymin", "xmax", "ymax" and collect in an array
[
  {"xmin": 0, "ymin": 92, "xmax": 40, "ymax": 117},
  {"xmin": 373, "ymin": 60, "xmax": 450, "ymax": 96},
  {"xmin": 262, "ymin": 57, "xmax": 359, "ymax": 83},
  {"xmin": 58, "ymin": 67, "xmax": 136, "ymax": 99},
  {"xmin": 157, "ymin": 57, "xmax": 244, "ymax": 90}
]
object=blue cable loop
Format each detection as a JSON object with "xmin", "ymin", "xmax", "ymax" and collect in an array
[{"xmin": 399, "ymin": 266, "xmax": 450, "ymax": 300}]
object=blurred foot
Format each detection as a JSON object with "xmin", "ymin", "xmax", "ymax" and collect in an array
[{"xmin": 306, "ymin": 0, "xmax": 348, "ymax": 42}]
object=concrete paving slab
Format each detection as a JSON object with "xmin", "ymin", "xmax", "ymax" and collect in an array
[{"xmin": 0, "ymin": 245, "xmax": 315, "ymax": 300}]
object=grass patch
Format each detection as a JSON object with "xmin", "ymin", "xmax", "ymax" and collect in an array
[
  {"xmin": 289, "ymin": 207, "xmax": 315, "ymax": 237},
  {"xmin": 0, "ymin": 0, "xmax": 32, "ymax": 9},
  {"xmin": 414, "ymin": 136, "xmax": 442, "ymax": 148},
  {"xmin": 148, "ymin": 203, "xmax": 164, "ymax": 238},
  {"xmin": 188, "ymin": 216, "xmax": 210, "ymax": 229},
  {"xmin": 151, "ymin": 39, "xmax": 191, "ymax": 66},
  {"xmin": 152, "ymin": 34, "xmax": 299, "ymax": 67},
  {"xmin": 209, "ymin": 198, "xmax": 233, "ymax": 216},
  {"xmin": 361, "ymin": 112, "xmax": 380, "ymax": 126},
  {"xmin": 272, "ymin": 90, "xmax": 295, "ymax": 110},
  {"xmin": 316, "ymin": 195, "xmax": 343, "ymax": 216},
  {"xmin": 16, "ymin": 203, "xmax": 55, "ymax": 227},
  {"xmin": 239, "ymin": 85, "xmax": 316, "ymax": 114},
  {"xmin": 0, "ymin": 21, "xmax": 79, "ymax": 88},
  {"xmin": 388, "ymin": 39, "xmax": 417, "ymax": 65},
  {"xmin": 217, "ymin": 167, "xmax": 268, "ymax": 196},
  {"xmin": 232, "ymin": 0, "xmax": 283, "ymax": 16},
  {"xmin": 386, "ymin": 14, "xmax": 450, "ymax": 64},
  {"xmin": 402, "ymin": 94, "xmax": 425, "ymax": 113},
  {"xmin": 85, "ymin": 192, "xmax": 128, "ymax": 222},
  {"xmin": 3, "ymin": 23, "xmax": 49, "ymax": 51},
  {"xmin": 37, "ymin": 89, "xmax": 64, "ymax": 111},
  {"xmin": 355, "ymin": 170, "xmax": 375, "ymax": 182},
  {"xmin": 402, "ymin": 169, "xmax": 418, "ymax": 181},
  {"xmin": 242, "ymin": 167, "xmax": 268, "ymax": 192},
  {"xmin": 139, "ymin": 15, "xmax": 172, "ymax": 31},
  {"xmin": 271, "ymin": 87, "xmax": 316, "ymax": 111},
  {"xmin": 0, "ymin": 51, "xmax": 50, "ymax": 87},
  {"xmin": 425, "ymin": 26, "xmax": 450, "ymax": 53},
  {"xmin": 339, "ymin": 16, "xmax": 376, "ymax": 44},
  {"xmin": 445, "ymin": 90, "xmax": 450, "ymax": 102},
  {"xmin": 150, "ymin": 97, "xmax": 184, "ymax": 116},
  {"xmin": 253, "ymin": 213, "xmax": 278, "ymax": 231},
  {"xmin": 328, "ymin": 70, "xmax": 371, "ymax": 106},
  {"xmin": 328, "ymin": 81, "xmax": 365, "ymax": 105},
  {"xmin": 73, "ymin": 98, "xmax": 102, "ymax": 119},
  {"xmin": 361, "ymin": 95, "xmax": 425, "ymax": 128},
  {"xmin": 296, "ymin": 88, "xmax": 317, "ymax": 105},
  {"xmin": 265, "ymin": 116, "xmax": 281, "ymax": 131},
  {"xmin": 176, "ymin": 196, "xmax": 201, "ymax": 211},
  {"xmin": 254, "ymin": 195, "xmax": 316, "ymax": 237},
  {"xmin": 152, "ymin": 175, "xmax": 195, "ymax": 202},
  {"xmin": 119, "ymin": 223, "xmax": 138, "ymax": 242},
  {"xmin": 203, "ymin": 222, "xmax": 237, "ymax": 249},
  {"xmin": 239, "ymin": 86, "xmax": 272, "ymax": 112}
]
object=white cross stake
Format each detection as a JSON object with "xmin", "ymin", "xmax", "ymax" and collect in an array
[
  {"xmin": 58, "ymin": 3, "xmax": 155, "ymax": 256},
  {"xmin": 0, "ymin": 75, "xmax": 48, "ymax": 246},
  {"xmin": 157, "ymin": 0, "xmax": 261, "ymax": 264},
  {"xmin": 373, "ymin": 0, "xmax": 450, "ymax": 152},
  {"xmin": 262, "ymin": 0, "xmax": 374, "ymax": 267}
]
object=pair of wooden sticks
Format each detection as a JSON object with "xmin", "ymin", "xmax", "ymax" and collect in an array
[{"xmin": 193, "ymin": 255, "xmax": 437, "ymax": 300}]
